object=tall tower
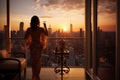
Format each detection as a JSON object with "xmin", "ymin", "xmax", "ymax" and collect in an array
[
  {"xmin": 80, "ymin": 28, "xmax": 84, "ymax": 37},
  {"xmin": 17, "ymin": 22, "xmax": 24, "ymax": 38},
  {"xmin": 19, "ymin": 22, "xmax": 24, "ymax": 31},
  {"xmin": 48, "ymin": 25, "xmax": 52, "ymax": 35},
  {"xmin": 3, "ymin": 25, "xmax": 8, "ymax": 49},
  {"xmin": 70, "ymin": 23, "xmax": 73, "ymax": 33},
  {"xmin": 4, "ymin": 25, "xmax": 8, "ymax": 33}
]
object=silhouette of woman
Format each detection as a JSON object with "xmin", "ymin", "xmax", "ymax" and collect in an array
[{"xmin": 24, "ymin": 15, "xmax": 48, "ymax": 80}]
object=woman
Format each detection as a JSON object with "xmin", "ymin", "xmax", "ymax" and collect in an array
[{"xmin": 24, "ymin": 15, "xmax": 48, "ymax": 80}]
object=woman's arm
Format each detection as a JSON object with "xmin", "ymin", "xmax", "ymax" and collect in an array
[
  {"xmin": 40, "ymin": 33, "xmax": 48, "ymax": 50},
  {"xmin": 43, "ymin": 21, "xmax": 48, "ymax": 36},
  {"xmin": 24, "ymin": 28, "xmax": 32, "ymax": 49}
]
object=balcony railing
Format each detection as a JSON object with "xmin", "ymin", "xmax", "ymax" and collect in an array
[{"xmin": 10, "ymin": 36, "xmax": 85, "ymax": 68}]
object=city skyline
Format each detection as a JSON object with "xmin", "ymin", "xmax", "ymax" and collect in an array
[{"xmin": 0, "ymin": 0, "xmax": 116, "ymax": 32}]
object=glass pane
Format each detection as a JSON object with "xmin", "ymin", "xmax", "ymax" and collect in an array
[
  {"xmin": 0, "ymin": 0, "xmax": 7, "ymax": 31},
  {"xmin": 97, "ymin": 0, "xmax": 116, "ymax": 80},
  {"xmin": 10, "ymin": 0, "xmax": 85, "ymax": 68},
  {"xmin": 0, "ymin": 0, "xmax": 7, "ymax": 53}
]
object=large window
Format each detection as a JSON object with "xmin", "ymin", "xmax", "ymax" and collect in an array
[
  {"xmin": 10, "ymin": 0, "xmax": 85, "ymax": 68},
  {"xmin": 96, "ymin": 0, "xmax": 116, "ymax": 80}
]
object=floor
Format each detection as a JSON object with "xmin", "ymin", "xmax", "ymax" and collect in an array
[{"xmin": 25, "ymin": 67, "xmax": 86, "ymax": 80}]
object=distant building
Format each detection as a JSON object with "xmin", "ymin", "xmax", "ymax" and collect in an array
[
  {"xmin": 11, "ymin": 22, "xmax": 25, "ymax": 53},
  {"xmin": 70, "ymin": 23, "xmax": 73, "ymax": 33},
  {"xmin": 48, "ymin": 25, "xmax": 52, "ymax": 35},
  {"xmin": 79, "ymin": 28, "xmax": 84, "ymax": 55},
  {"xmin": 4, "ymin": 25, "xmax": 9, "ymax": 37},
  {"xmin": 19, "ymin": 22, "xmax": 24, "ymax": 31},
  {"xmin": 11, "ymin": 30, "xmax": 17, "ymax": 38},
  {"xmin": 80, "ymin": 28, "xmax": 84, "ymax": 37},
  {"xmin": 17, "ymin": 22, "xmax": 25, "ymax": 38},
  {"xmin": 3, "ymin": 25, "xmax": 8, "ymax": 49},
  {"xmin": 0, "ymin": 31, "xmax": 6, "ymax": 50}
]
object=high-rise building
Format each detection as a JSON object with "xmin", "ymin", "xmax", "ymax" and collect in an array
[
  {"xmin": 19, "ymin": 22, "xmax": 24, "ymax": 31},
  {"xmin": 3, "ymin": 25, "xmax": 8, "ymax": 49},
  {"xmin": 17, "ymin": 22, "xmax": 24, "ymax": 38},
  {"xmin": 80, "ymin": 28, "xmax": 84, "ymax": 37},
  {"xmin": 0, "ymin": 30, "xmax": 6, "ymax": 50},
  {"xmin": 4, "ymin": 25, "xmax": 8, "ymax": 33},
  {"xmin": 48, "ymin": 25, "xmax": 52, "ymax": 35},
  {"xmin": 70, "ymin": 23, "xmax": 73, "ymax": 33},
  {"xmin": 4, "ymin": 25, "xmax": 8, "ymax": 39}
]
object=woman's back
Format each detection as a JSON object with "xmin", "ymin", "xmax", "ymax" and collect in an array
[{"xmin": 25, "ymin": 27, "xmax": 45, "ymax": 51}]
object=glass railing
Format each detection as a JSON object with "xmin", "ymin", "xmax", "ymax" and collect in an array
[{"xmin": 10, "ymin": 36, "xmax": 85, "ymax": 68}]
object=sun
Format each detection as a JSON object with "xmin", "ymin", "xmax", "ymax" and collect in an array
[{"xmin": 63, "ymin": 27, "xmax": 67, "ymax": 32}]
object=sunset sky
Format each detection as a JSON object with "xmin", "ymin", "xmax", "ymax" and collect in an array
[{"xmin": 0, "ymin": 0, "xmax": 116, "ymax": 32}]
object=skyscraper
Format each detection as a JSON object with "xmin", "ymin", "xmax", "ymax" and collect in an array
[
  {"xmin": 70, "ymin": 23, "xmax": 73, "ymax": 33},
  {"xmin": 19, "ymin": 22, "xmax": 24, "ymax": 31},
  {"xmin": 17, "ymin": 22, "xmax": 24, "ymax": 38},
  {"xmin": 80, "ymin": 28, "xmax": 84, "ymax": 37},
  {"xmin": 48, "ymin": 25, "xmax": 52, "ymax": 35}
]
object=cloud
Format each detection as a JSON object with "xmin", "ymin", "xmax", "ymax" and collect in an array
[
  {"xmin": 34, "ymin": 0, "xmax": 40, "ymax": 3},
  {"xmin": 50, "ymin": 0, "xmax": 84, "ymax": 10},
  {"xmin": 32, "ymin": 4, "xmax": 41, "ymax": 10},
  {"xmin": 98, "ymin": 0, "xmax": 116, "ymax": 14},
  {"xmin": 33, "ymin": 0, "xmax": 84, "ymax": 11},
  {"xmin": 39, "ymin": 15, "xmax": 53, "ymax": 18},
  {"xmin": 33, "ymin": 0, "xmax": 116, "ymax": 17}
]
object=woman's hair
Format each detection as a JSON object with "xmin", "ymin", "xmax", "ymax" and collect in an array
[{"xmin": 30, "ymin": 15, "xmax": 40, "ymax": 30}]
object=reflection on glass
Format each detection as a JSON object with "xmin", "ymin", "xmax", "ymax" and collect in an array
[
  {"xmin": 0, "ymin": 0, "xmax": 7, "ymax": 31},
  {"xmin": 97, "ymin": 0, "xmax": 116, "ymax": 80},
  {"xmin": 0, "ymin": 0, "xmax": 7, "ymax": 51}
]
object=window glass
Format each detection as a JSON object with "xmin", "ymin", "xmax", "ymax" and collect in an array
[
  {"xmin": 97, "ymin": 0, "xmax": 116, "ymax": 80},
  {"xmin": 10, "ymin": 0, "xmax": 85, "ymax": 67},
  {"xmin": 0, "ymin": 0, "xmax": 7, "ymax": 51}
]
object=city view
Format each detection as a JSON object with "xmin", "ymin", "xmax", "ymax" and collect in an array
[
  {"xmin": 0, "ymin": 21, "xmax": 115, "ymax": 69},
  {"xmin": 0, "ymin": 21, "xmax": 85, "ymax": 67},
  {"xmin": 0, "ymin": 0, "xmax": 117, "ymax": 80},
  {"xmin": 0, "ymin": 0, "xmax": 116, "ymax": 71}
]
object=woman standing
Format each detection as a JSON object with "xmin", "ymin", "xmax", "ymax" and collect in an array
[{"xmin": 24, "ymin": 15, "xmax": 48, "ymax": 80}]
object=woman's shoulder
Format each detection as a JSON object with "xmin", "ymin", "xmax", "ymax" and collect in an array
[
  {"xmin": 25, "ymin": 27, "xmax": 32, "ymax": 35},
  {"xmin": 26, "ymin": 27, "xmax": 33, "ymax": 32},
  {"xmin": 26, "ymin": 27, "xmax": 31, "ymax": 31}
]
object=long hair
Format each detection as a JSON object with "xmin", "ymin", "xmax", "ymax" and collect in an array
[{"xmin": 30, "ymin": 15, "xmax": 40, "ymax": 30}]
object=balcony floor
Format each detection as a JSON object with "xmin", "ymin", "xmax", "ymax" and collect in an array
[{"xmin": 25, "ymin": 67, "xmax": 86, "ymax": 80}]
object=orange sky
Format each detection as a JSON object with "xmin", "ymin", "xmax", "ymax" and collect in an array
[{"xmin": 0, "ymin": 0, "xmax": 116, "ymax": 32}]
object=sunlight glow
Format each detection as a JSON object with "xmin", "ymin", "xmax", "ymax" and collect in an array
[{"xmin": 63, "ymin": 27, "xmax": 67, "ymax": 32}]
